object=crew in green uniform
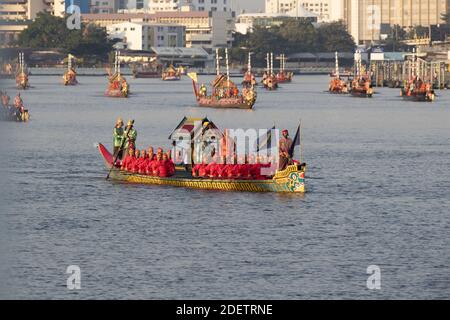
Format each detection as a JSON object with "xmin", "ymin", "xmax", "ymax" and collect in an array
[
  {"xmin": 113, "ymin": 117, "xmax": 125, "ymax": 159},
  {"xmin": 124, "ymin": 119, "xmax": 137, "ymax": 155}
]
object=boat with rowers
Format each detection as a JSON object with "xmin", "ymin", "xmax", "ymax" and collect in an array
[
  {"xmin": 349, "ymin": 50, "xmax": 373, "ymax": 98},
  {"xmin": 132, "ymin": 59, "xmax": 162, "ymax": 78},
  {"xmin": 261, "ymin": 52, "xmax": 279, "ymax": 91},
  {"xmin": 242, "ymin": 52, "xmax": 257, "ymax": 88},
  {"xmin": 188, "ymin": 49, "xmax": 257, "ymax": 109},
  {"xmin": 162, "ymin": 65, "xmax": 181, "ymax": 81},
  {"xmin": 98, "ymin": 117, "xmax": 306, "ymax": 193},
  {"xmin": 400, "ymin": 76, "xmax": 436, "ymax": 102},
  {"xmin": 16, "ymin": 52, "xmax": 29, "ymax": 90},
  {"xmin": 328, "ymin": 52, "xmax": 349, "ymax": 94},
  {"xmin": 62, "ymin": 54, "xmax": 78, "ymax": 86},
  {"xmin": 105, "ymin": 51, "xmax": 129, "ymax": 98},
  {"xmin": 0, "ymin": 62, "xmax": 14, "ymax": 79},
  {"xmin": 1, "ymin": 92, "xmax": 29, "ymax": 122},
  {"xmin": 275, "ymin": 54, "xmax": 293, "ymax": 83}
]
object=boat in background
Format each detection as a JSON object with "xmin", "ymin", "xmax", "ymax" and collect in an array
[
  {"xmin": 275, "ymin": 54, "xmax": 293, "ymax": 83},
  {"xmin": 242, "ymin": 52, "xmax": 257, "ymax": 88},
  {"xmin": 105, "ymin": 51, "xmax": 129, "ymax": 98},
  {"xmin": 188, "ymin": 49, "xmax": 257, "ymax": 109},
  {"xmin": 1, "ymin": 92, "xmax": 29, "ymax": 122},
  {"xmin": 162, "ymin": 65, "xmax": 181, "ymax": 81},
  {"xmin": 62, "ymin": 54, "xmax": 78, "ymax": 86},
  {"xmin": 15, "ymin": 52, "xmax": 29, "ymax": 90},
  {"xmin": 329, "ymin": 52, "xmax": 349, "ymax": 94},
  {"xmin": 350, "ymin": 50, "xmax": 373, "ymax": 98},
  {"xmin": 400, "ymin": 77, "xmax": 435, "ymax": 102},
  {"xmin": 262, "ymin": 52, "xmax": 279, "ymax": 91},
  {"xmin": 0, "ymin": 62, "xmax": 14, "ymax": 79}
]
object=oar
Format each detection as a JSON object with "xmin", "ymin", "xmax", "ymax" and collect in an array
[{"xmin": 106, "ymin": 121, "xmax": 134, "ymax": 180}]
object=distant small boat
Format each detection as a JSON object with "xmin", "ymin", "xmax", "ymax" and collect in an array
[
  {"xmin": 105, "ymin": 51, "xmax": 129, "ymax": 98},
  {"xmin": 16, "ymin": 52, "xmax": 29, "ymax": 90},
  {"xmin": 63, "ymin": 54, "xmax": 78, "ymax": 86},
  {"xmin": 162, "ymin": 65, "xmax": 181, "ymax": 81},
  {"xmin": 190, "ymin": 73, "xmax": 257, "ymax": 109},
  {"xmin": 275, "ymin": 54, "xmax": 293, "ymax": 83},
  {"xmin": 400, "ymin": 88, "xmax": 435, "ymax": 102}
]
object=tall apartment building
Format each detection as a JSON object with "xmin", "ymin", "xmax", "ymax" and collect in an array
[
  {"xmin": 0, "ymin": 0, "xmax": 54, "ymax": 46},
  {"xmin": 342, "ymin": 0, "xmax": 449, "ymax": 44},
  {"xmin": 90, "ymin": 0, "xmax": 116, "ymax": 13}
]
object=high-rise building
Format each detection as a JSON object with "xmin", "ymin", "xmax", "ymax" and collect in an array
[
  {"xmin": 90, "ymin": 0, "xmax": 116, "ymax": 13},
  {"xmin": 342, "ymin": 0, "xmax": 449, "ymax": 45},
  {"xmin": 0, "ymin": 0, "xmax": 54, "ymax": 46},
  {"xmin": 65, "ymin": 0, "xmax": 91, "ymax": 13}
]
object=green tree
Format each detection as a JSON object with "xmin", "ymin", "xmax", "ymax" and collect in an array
[
  {"xmin": 316, "ymin": 22, "xmax": 355, "ymax": 52},
  {"xmin": 17, "ymin": 12, "xmax": 114, "ymax": 60},
  {"xmin": 381, "ymin": 25, "xmax": 408, "ymax": 51},
  {"xmin": 278, "ymin": 19, "xmax": 318, "ymax": 53},
  {"xmin": 231, "ymin": 19, "xmax": 355, "ymax": 65}
]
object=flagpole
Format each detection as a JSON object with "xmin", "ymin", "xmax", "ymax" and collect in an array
[{"xmin": 300, "ymin": 119, "xmax": 303, "ymax": 163}]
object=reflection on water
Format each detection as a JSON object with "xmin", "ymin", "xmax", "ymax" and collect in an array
[{"xmin": 1, "ymin": 75, "xmax": 449, "ymax": 299}]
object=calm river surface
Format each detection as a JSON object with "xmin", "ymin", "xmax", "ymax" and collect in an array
[{"xmin": 0, "ymin": 75, "xmax": 449, "ymax": 299}]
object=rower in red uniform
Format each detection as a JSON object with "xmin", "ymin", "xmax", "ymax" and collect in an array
[
  {"xmin": 206, "ymin": 156, "xmax": 219, "ymax": 178},
  {"xmin": 121, "ymin": 148, "xmax": 135, "ymax": 171},
  {"xmin": 250, "ymin": 156, "xmax": 263, "ymax": 180},
  {"xmin": 148, "ymin": 146, "xmax": 155, "ymax": 161},
  {"xmin": 152, "ymin": 153, "xmax": 163, "ymax": 176},
  {"xmin": 130, "ymin": 149, "xmax": 141, "ymax": 172},
  {"xmin": 158, "ymin": 154, "xmax": 171, "ymax": 177},
  {"xmin": 138, "ymin": 150, "xmax": 148, "ymax": 174},
  {"xmin": 165, "ymin": 151, "xmax": 175, "ymax": 176}
]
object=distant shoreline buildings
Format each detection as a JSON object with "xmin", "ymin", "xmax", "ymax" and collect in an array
[{"xmin": 0, "ymin": 0, "xmax": 449, "ymax": 49}]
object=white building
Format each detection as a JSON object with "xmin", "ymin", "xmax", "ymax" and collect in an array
[
  {"xmin": 266, "ymin": 0, "xmax": 344, "ymax": 22},
  {"xmin": 265, "ymin": 0, "xmax": 296, "ymax": 14},
  {"xmin": 236, "ymin": 11, "xmax": 317, "ymax": 34},
  {"xmin": 84, "ymin": 10, "xmax": 234, "ymax": 50},
  {"xmin": 107, "ymin": 21, "xmax": 185, "ymax": 50},
  {"xmin": 121, "ymin": 0, "xmax": 232, "ymax": 13}
]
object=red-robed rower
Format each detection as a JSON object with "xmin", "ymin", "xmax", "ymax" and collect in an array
[{"xmin": 121, "ymin": 148, "xmax": 135, "ymax": 171}]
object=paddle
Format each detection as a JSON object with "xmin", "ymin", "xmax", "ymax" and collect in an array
[{"xmin": 106, "ymin": 120, "xmax": 134, "ymax": 180}]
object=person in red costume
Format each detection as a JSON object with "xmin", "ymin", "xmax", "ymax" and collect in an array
[
  {"xmin": 148, "ymin": 146, "xmax": 155, "ymax": 161},
  {"xmin": 166, "ymin": 153, "xmax": 175, "ymax": 176},
  {"xmin": 192, "ymin": 162, "xmax": 202, "ymax": 177},
  {"xmin": 216, "ymin": 156, "xmax": 228, "ymax": 178},
  {"xmin": 206, "ymin": 156, "xmax": 220, "ymax": 178},
  {"xmin": 158, "ymin": 154, "xmax": 172, "ymax": 177},
  {"xmin": 121, "ymin": 148, "xmax": 135, "ymax": 171},
  {"xmin": 152, "ymin": 153, "xmax": 163, "ymax": 176},
  {"xmin": 156, "ymin": 147, "xmax": 164, "ymax": 160},
  {"xmin": 250, "ymin": 156, "xmax": 264, "ymax": 180},
  {"xmin": 130, "ymin": 149, "xmax": 141, "ymax": 173},
  {"xmin": 138, "ymin": 150, "xmax": 148, "ymax": 174},
  {"xmin": 198, "ymin": 163, "xmax": 208, "ymax": 178}
]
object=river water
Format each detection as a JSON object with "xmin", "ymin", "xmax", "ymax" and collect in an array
[{"xmin": 0, "ymin": 75, "xmax": 449, "ymax": 299}]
